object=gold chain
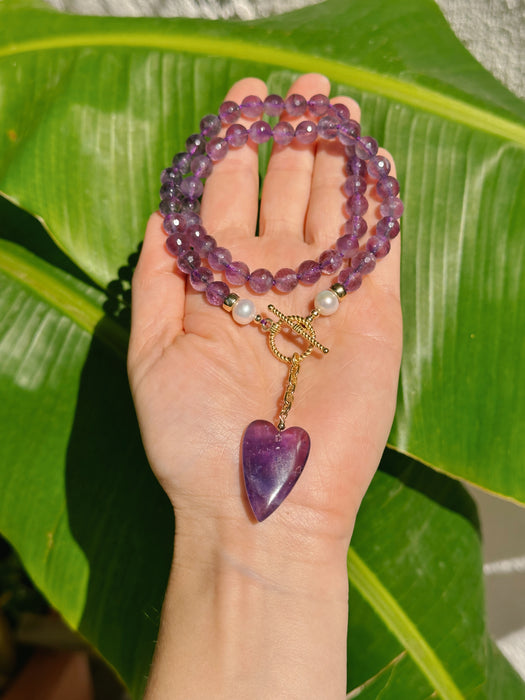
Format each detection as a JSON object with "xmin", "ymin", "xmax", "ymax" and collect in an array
[{"xmin": 277, "ymin": 353, "xmax": 302, "ymax": 430}]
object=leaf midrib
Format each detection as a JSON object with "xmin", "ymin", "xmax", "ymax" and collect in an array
[
  {"xmin": 347, "ymin": 547, "xmax": 464, "ymax": 699},
  {"xmin": 0, "ymin": 32, "xmax": 524, "ymax": 147}
]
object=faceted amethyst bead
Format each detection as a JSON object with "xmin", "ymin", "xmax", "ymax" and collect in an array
[
  {"xmin": 206, "ymin": 137, "xmax": 229, "ymax": 162},
  {"xmin": 367, "ymin": 235, "xmax": 391, "ymax": 258},
  {"xmin": 177, "ymin": 250, "xmax": 201, "ymax": 274},
  {"xmin": 295, "ymin": 120, "xmax": 317, "ymax": 144},
  {"xmin": 186, "ymin": 133, "xmax": 206, "ymax": 156},
  {"xmin": 249, "ymin": 268, "xmax": 274, "ymax": 294},
  {"xmin": 240, "ymin": 95, "xmax": 264, "ymax": 118},
  {"xmin": 159, "ymin": 196, "xmax": 183, "ymax": 215},
  {"xmin": 185, "ymin": 223, "xmax": 208, "ymax": 250},
  {"xmin": 199, "ymin": 234, "xmax": 217, "ymax": 257},
  {"xmin": 163, "ymin": 212, "xmax": 187, "ymax": 235},
  {"xmin": 172, "ymin": 152, "xmax": 191, "ymax": 174},
  {"xmin": 274, "ymin": 268, "xmax": 298, "ymax": 293},
  {"xmin": 345, "ymin": 193, "xmax": 369, "ymax": 217},
  {"xmin": 161, "ymin": 167, "xmax": 182, "ymax": 186},
  {"xmin": 376, "ymin": 176, "xmax": 400, "ymax": 200},
  {"xmin": 208, "ymin": 246, "xmax": 232, "ymax": 271},
  {"xmin": 343, "ymin": 174, "xmax": 367, "ymax": 196},
  {"xmin": 219, "ymin": 100, "xmax": 240, "ymax": 124},
  {"xmin": 180, "ymin": 175, "xmax": 203, "ymax": 199},
  {"xmin": 319, "ymin": 249, "xmax": 343, "ymax": 274},
  {"xmin": 338, "ymin": 119, "xmax": 361, "ymax": 146},
  {"xmin": 367, "ymin": 154, "xmax": 391, "ymax": 179},
  {"xmin": 351, "ymin": 249, "xmax": 376, "ymax": 275},
  {"xmin": 338, "ymin": 268, "xmax": 362, "ymax": 293},
  {"xmin": 343, "ymin": 216, "xmax": 368, "ymax": 238},
  {"xmin": 263, "ymin": 94, "xmax": 284, "ymax": 117},
  {"xmin": 191, "ymin": 154, "xmax": 213, "ymax": 179},
  {"xmin": 297, "ymin": 260, "xmax": 321, "ymax": 284},
  {"xmin": 190, "ymin": 266, "xmax": 214, "ymax": 291},
  {"xmin": 206, "ymin": 281, "xmax": 230, "ymax": 306},
  {"xmin": 376, "ymin": 216, "xmax": 400, "ymax": 239},
  {"xmin": 225, "ymin": 261, "xmax": 250, "ymax": 286},
  {"xmin": 225, "ymin": 123, "xmax": 248, "ymax": 147},
  {"xmin": 184, "ymin": 212, "xmax": 201, "ymax": 227},
  {"xmin": 160, "ymin": 181, "xmax": 180, "ymax": 200},
  {"xmin": 199, "ymin": 114, "xmax": 221, "ymax": 138},
  {"xmin": 331, "ymin": 103, "xmax": 350, "ymax": 120},
  {"xmin": 249, "ymin": 121, "xmax": 273, "ymax": 144},
  {"xmin": 336, "ymin": 233, "xmax": 359, "ymax": 259},
  {"xmin": 308, "ymin": 93, "xmax": 330, "ymax": 116},
  {"xmin": 181, "ymin": 196, "xmax": 200, "ymax": 214},
  {"xmin": 345, "ymin": 155, "xmax": 367, "ymax": 177},
  {"xmin": 166, "ymin": 233, "xmax": 190, "ymax": 257},
  {"xmin": 380, "ymin": 197, "xmax": 404, "ymax": 218},
  {"xmin": 355, "ymin": 136, "xmax": 379, "ymax": 160},
  {"xmin": 284, "ymin": 93, "xmax": 307, "ymax": 116},
  {"xmin": 317, "ymin": 115, "xmax": 339, "ymax": 140},
  {"xmin": 273, "ymin": 121, "xmax": 295, "ymax": 146}
]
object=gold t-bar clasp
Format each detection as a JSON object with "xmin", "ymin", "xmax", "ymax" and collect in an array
[{"xmin": 267, "ymin": 304, "xmax": 329, "ymax": 364}]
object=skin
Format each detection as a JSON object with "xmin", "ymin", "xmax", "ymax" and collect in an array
[{"xmin": 128, "ymin": 73, "xmax": 402, "ymax": 699}]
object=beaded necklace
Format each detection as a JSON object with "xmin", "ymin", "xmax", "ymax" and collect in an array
[{"xmin": 158, "ymin": 91, "xmax": 403, "ymax": 521}]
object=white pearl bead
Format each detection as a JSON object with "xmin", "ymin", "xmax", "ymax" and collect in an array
[
  {"xmin": 314, "ymin": 289, "xmax": 339, "ymax": 316},
  {"xmin": 232, "ymin": 298, "xmax": 256, "ymax": 325}
]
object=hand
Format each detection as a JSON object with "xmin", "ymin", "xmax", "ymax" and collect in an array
[{"xmin": 128, "ymin": 72, "xmax": 401, "ymax": 548}]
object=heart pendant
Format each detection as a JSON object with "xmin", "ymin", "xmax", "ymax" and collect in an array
[{"xmin": 242, "ymin": 420, "xmax": 310, "ymax": 521}]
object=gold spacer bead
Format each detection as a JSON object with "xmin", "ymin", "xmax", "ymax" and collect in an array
[
  {"xmin": 222, "ymin": 292, "xmax": 240, "ymax": 312},
  {"xmin": 330, "ymin": 283, "xmax": 347, "ymax": 299},
  {"xmin": 254, "ymin": 314, "xmax": 263, "ymax": 324}
]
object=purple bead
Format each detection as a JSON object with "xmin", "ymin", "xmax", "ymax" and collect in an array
[
  {"xmin": 208, "ymin": 246, "xmax": 232, "ymax": 271},
  {"xmin": 184, "ymin": 212, "xmax": 201, "ymax": 227},
  {"xmin": 162, "ymin": 212, "xmax": 187, "ymax": 235},
  {"xmin": 161, "ymin": 167, "xmax": 182, "ymax": 186},
  {"xmin": 225, "ymin": 123, "xmax": 248, "ymax": 147},
  {"xmin": 284, "ymin": 93, "xmax": 307, "ymax": 117},
  {"xmin": 351, "ymin": 249, "xmax": 376, "ymax": 275},
  {"xmin": 367, "ymin": 154, "xmax": 391, "ymax": 179},
  {"xmin": 345, "ymin": 155, "xmax": 367, "ymax": 177},
  {"xmin": 199, "ymin": 234, "xmax": 217, "ymax": 256},
  {"xmin": 263, "ymin": 94, "xmax": 284, "ymax": 117},
  {"xmin": 376, "ymin": 217, "xmax": 400, "ymax": 239},
  {"xmin": 273, "ymin": 121, "xmax": 295, "ymax": 146},
  {"xmin": 308, "ymin": 93, "xmax": 330, "ymax": 116},
  {"xmin": 331, "ymin": 103, "xmax": 350, "ymax": 120},
  {"xmin": 177, "ymin": 250, "xmax": 201, "ymax": 274},
  {"xmin": 180, "ymin": 175, "xmax": 203, "ymax": 199},
  {"xmin": 336, "ymin": 234, "xmax": 359, "ymax": 259},
  {"xmin": 274, "ymin": 268, "xmax": 298, "ymax": 293},
  {"xmin": 199, "ymin": 114, "xmax": 221, "ymax": 138},
  {"xmin": 319, "ymin": 249, "xmax": 343, "ymax": 274},
  {"xmin": 249, "ymin": 268, "xmax": 274, "ymax": 294},
  {"xmin": 166, "ymin": 233, "xmax": 190, "ymax": 257},
  {"xmin": 172, "ymin": 152, "xmax": 191, "ymax": 174},
  {"xmin": 185, "ymin": 223, "xmax": 208, "ymax": 250},
  {"xmin": 206, "ymin": 137, "xmax": 229, "ymax": 162},
  {"xmin": 225, "ymin": 261, "xmax": 250, "ymax": 286},
  {"xmin": 240, "ymin": 95, "xmax": 264, "ymax": 118},
  {"xmin": 219, "ymin": 100, "xmax": 240, "ymax": 124},
  {"xmin": 338, "ymin": 268, "xmax": 362, "ymax": 293},
  {"xmin": 206, "ymin": 281, "xmax": 230, "ymax": 306},
  {"xmin": 181, "ymin": 196, "xmax": 200, "ymax": 214},
  {"xmin": 380, "ymin": 197, "xmax": 404, "ymax": 218},
  {"xmin": 249, "ymin": 120, "xmax": 273, "ymax": 144},
  {"xmin": 160, "ymin": 181, "xmax": 180, "ymax": 200},
  {"xmin": 345, "ymin": 193, "xmax": 369, "ymax": 217},
  {"xmin": 297, "ymin": 260, "xmax": 321, "ymax": 284},
  {"xmin": 159, "ymin": 196, "xmax": 183, "ymax": 215},
  {"xmin": 376, "ymin": 176, "xmax": 400, "ymax": 200},
  {"xmin": 186, "ymin": 133, "xmax": 206, "ymax": 156},
  {"xmin": 190, "ymin": 266, "xmax": 214, "ymax": 291},
  {"xmin": 317, "ymin": 115, "xmax": 339, "ymax": 140},
  {"xmin": 355, "ymin": 135, "xmax": 379, "ymax": 160},
  {"xmin": 343, "ymin": 175, "xmax": 367, "ymax": 196},
  {"xmin": 367, "ymin": 236, "xmax": 391, "ymax": 258},
  {"xmin": 338, "ymin": 119, "xmax": 361, "ymax": 146},
  {"xmin": 295, "ymin": 120, "xmax": 317, "ymax": 144},
  {"xmin": 191, "ymin": 154, "xmax": 213, "ymax": 179},
  {"xmin": 343, "ymin": 217, "xmax": 367, "ymax": 239}
]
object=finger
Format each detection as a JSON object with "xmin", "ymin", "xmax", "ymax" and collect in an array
[
  {"xmin": 259, "ymin": 73, "xmax": 331, "ymax": 242},
  {"xmin": 200, "ymin": 77, "xmax": 267, "ymax": 248},
  {"xmin": 305, "ymin": 95, "xmax": 360, "ymax": 247},
  {"xmin": 129, "ymin": 212, "xmax": 185, "ymax": 368}
]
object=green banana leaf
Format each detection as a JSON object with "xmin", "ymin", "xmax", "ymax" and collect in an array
[{"xmin": 0, "ymin": 0, "xmax": 524, "ymax": 696}]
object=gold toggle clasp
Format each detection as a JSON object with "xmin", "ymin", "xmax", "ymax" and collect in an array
[{"xmin": 267, "ymin": 304, "xmax": 329, "ymax": 364}]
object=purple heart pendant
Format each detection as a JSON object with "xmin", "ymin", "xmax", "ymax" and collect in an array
[{"xmin": 242, "ymin": 420, "xmax": 310, "ymax": 522}]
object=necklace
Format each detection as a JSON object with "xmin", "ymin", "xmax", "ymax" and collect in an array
[{"xmin": 158, "ymin": 91, "xmax": 403, "ymax": 521}]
